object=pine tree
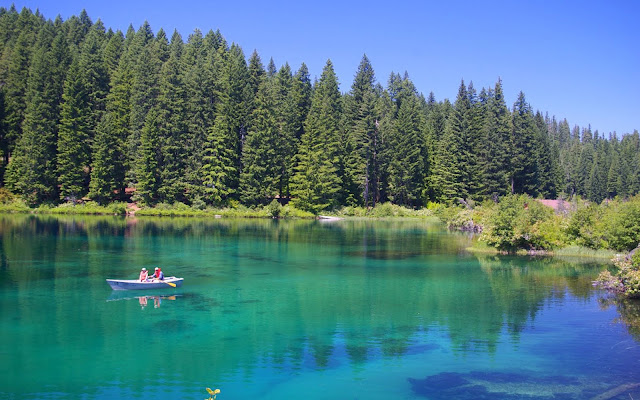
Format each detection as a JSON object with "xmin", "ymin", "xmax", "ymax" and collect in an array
[
  {"xmin": 274, "ymin": 63, "xmax": 311, "ymax": 199},
  {"xmin": 128, "ymin": 22, "xmax": 161, "ymax": 188},
  {"xmin": 290, "ymin": 60, "xmax": 342, "ymax": 213},
  {"xmin": 57, "ymin": 58, "xmax": 92, "ymax": 201},
  {"xmin": 386, "ymin": 93, "xmax": 425, "ymax": 206},
  {"xmin": 62, "ymin": 9, "xmax": 91, "ymax": 51},
  {"xmin": 422, "ymin": 96, "xmax": 450, "ymax": 202},
  {"xmin": 2, "ymin": 25, "xmax": 38, "ymax": 171},
  {"xmin": 5, "ymin": 24, "xmax": 68, "ymax": 203},
  {"xmin": 482, "ymin": 79, "xmax": 511, "ymax": 199},
  {"xmin": 464, "ymin": 82, "xmax": 487, "ymax": 199},
  {"xmin": 511, "ymin": 92, "xmax": 538, "ymax": 195},
  {"xmin": 182, "ymin": 29, "xmax": 217, "ymax": 200},
  {"xmin": 342, "ymin": 55, "xmax": 381, "ymax": 206},
  {"xmin": 240, "ymin": 80, "xmax": 280, "ymax": 205},
  {"xmin": 102, "ymin": 30, "xmax": 124, "ymax": 78},
  {"xmin": 534, "ymin": 111, "xmax": 559, "ymax": 198},
  {"xmin": 606, "ymin": 143, "xmax": 623, "ymax": 198},
  {"xmin": 136, "ymin": 107, "xmax": 161, "ymax": 204},
  {"xmin": 202, "ymin": 43, "xmax": 250, "ymax": 204},
  {"xmin": 157, "ymin": 30, "xmax": 188, "ymax": 204},
  {"xmin": 89, "ymin": 27, "xmax": 135, "ymax": 202},
  {"xmin": 429, "ymin": 81, "xmax": 468, "ymax": 202},
  {"xmin": 89, "ymin": 112, "xmax": 120, "ymax": 203}
]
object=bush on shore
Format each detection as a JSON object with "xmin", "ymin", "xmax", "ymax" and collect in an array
[
  {"xmin": 479, "ymin": 194, "xmax": 566, "ymax": 251},
  {"xmin": 595, "ymin": 252, "xmax": 640, "ymax": 298}
]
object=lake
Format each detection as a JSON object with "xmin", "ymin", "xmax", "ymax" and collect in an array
[{"xmin": 1, "ymin": 214, "xmax": 639, "ymax": 399}]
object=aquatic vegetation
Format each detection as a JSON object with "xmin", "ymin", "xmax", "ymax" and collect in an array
[{"xmin": 205, "ymin": 387, "xmax": 220, "ymax": 400}]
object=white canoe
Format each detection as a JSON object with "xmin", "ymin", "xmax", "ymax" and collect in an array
[{"xmin": 106, "ymin": 277, "xmax": 183, "ymax": 290}]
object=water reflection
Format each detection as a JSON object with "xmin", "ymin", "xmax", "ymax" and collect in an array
[
  {"xmin": 599, "ymin": 296, "xmax": 640, "ymax": 341},
  {"xmin": 1, "ymin": 214, "xmax": 638, "ymax": 400},
  {"xmin": 107, "ymin": 291, "xmax": 182, "ymax": 309}
]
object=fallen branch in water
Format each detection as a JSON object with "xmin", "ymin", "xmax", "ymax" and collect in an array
[{"xmin": 590, "ymin": 382, "xmax": 640, "ymax": 400}]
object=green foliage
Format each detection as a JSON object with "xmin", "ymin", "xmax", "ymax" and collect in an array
[
  {"xmin": 599, "ymin": 196, "xmax": 640, "ymax": 251},
  {"xmin": 2, "ymin": 6, "xmax": 640, "ymax": 217},
  {"xmin": 595, "ymin": 254, "xmax": 640, "ymax": 298},
  {"xmin": 290, "ymin": 60, "xmax": 342, "ymax": 213},
  {"xmin": 37, "ymin": 201, "xmax": 127, "ymax": 215},
  {"xmin": 265, "ymin": 199, "xmax": 282, "ymax": 218},
  {"xmin": 480, "ymin": 194, "xmax": 560, "ymax": 251},
  {"xmin": 565, "ymin": 201, "xmax": 603, "ymax": 248},
  {"xmin": 335, "ymin": 202, "xmax": 433, "ymax": 218},
  {"xmin": 0, "ymin": 188, "xmax": 17, "ymax": 203}
]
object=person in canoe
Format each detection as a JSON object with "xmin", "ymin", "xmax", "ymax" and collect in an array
[
  {"xmin": 139, "ymin": 267, "xmax": 149, "ymax": 282},
  {"xmin": 151, "ymin": 267, "xmax": 164, "ymax": 281}
]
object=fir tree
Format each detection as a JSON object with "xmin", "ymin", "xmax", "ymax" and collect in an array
[
  {"xmin": 482, "ymin": 79, "xmax": 511, "ymax": 199},
  {"xmin": 429, "ymin": 81, "xmax": 468, "ymax": 202},
  {"xmin": 386, "ymin": 93, "xmax": 425, "ymax": 206},
  {"xmin": 290, "ymin": 60, "xmax": 342, "ymax": 213},
  {"xmin": 182, "ymin": 29, "xmax": 217, "ymax": 200},
  {"xmin": 511, "ymin": 92, "xmax": 538, "ymax": 195},
  {"xmin": 240, "ymin": 80, "xmax": 280, "ymax": 205},
  {"xmin": 57, "ymin": 58, "xmax": 92, "ymax": 201},
  {"xmin": 342, "ymin": 54, "xmax": 381, "ymax": 206},
  {"xmin": 5, "ymin": 25, "xmax": 68, "ymax": 203},
  {"xmin": 157, "ymin": 30, "xmax": 188, "ymax": 204},
  {"xmin": 202, "ymin": 43, "xmax": 250, "ymax": 204},
  {"xmin": 135, "ymin": 107, "xmax": 161, "ymax": 204}
]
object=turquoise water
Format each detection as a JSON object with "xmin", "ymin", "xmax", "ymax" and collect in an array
[{"xmin": 1, "ymin": 214, "xmax": 639, "ymax": 399}]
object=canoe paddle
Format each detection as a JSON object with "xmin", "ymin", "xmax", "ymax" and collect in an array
[{"xmin": 161, "ymin": 281, "xmax": 177, "ymax": 288}]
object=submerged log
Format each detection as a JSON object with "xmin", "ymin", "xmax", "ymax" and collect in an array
[{"xmin": 590, "ymin": 382, "xmax": 640, "ymax": 400}]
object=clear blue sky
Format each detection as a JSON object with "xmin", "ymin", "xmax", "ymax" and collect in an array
[{"xmin": 10, "ymin": 0, "xmax": 640, "ymax": 135}]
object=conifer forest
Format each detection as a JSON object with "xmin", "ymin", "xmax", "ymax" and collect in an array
[{"xmin": 1, "ymin": 7, "xmax": 638, "ymax": 212}]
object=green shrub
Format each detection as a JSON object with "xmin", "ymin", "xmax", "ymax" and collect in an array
[
  {"xmin": 566, "ymin": 202, "xmax": 603, "ymax": 248},
  {"xmin": 595, "ymin": 254, "xmax": 640, "ymax": 298},
  {"xmin": 480, "ymin": 194, "xmax": 560, "ymax": 251},
  {"xmin": 0, "ymin": 188, "xmax": 17, "ymax": 204},
  {"xmin": 371, "ymin": 202, "xmax": 400, "ymax": 218},
  {"xmin": 40, "ymin": 201, "xmax": 128, "ymax": 215},
  {"xmin": 265, "ymin": 199, "xmax": 282, "ymax": 218},
  {"xmin": 280, "ymin": 205, "xmax": 315, "ymax": 219},
  {"xmin": 600, "ymin": 196, "xmax": 640, "ymax": 252}
]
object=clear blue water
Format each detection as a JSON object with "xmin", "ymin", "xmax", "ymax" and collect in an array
[{"xmin": 1, "ymin": 214, "xmax": 639, "ymax": 399}]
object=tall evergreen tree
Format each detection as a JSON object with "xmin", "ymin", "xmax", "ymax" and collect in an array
[
  {"xmin": 482, "ymin": 79, "xmax": 511, "ymax": 199},
  {"xmin": 181, "ymin": 29, "xmax": 217, "ymax": 200},
  {"xmin": 202, "ymin": 43, "xmax": 250, "ymax": 204},
  {"xmin": 386, "ymin": 93, "xmax": 425, "ymax": 206},
  {"xmin": 274, "ymin": 63, "xmax": 311, "ymax": 199},
  {"xmin": 136, "ymin": 107, "xmax": 161, "ymax": 204},
  {"xmin": 156, "ymin": 30, "xmax": 188, "ymax": 204},
  {"xmin": 5, "ymin": 25, "xmax": 69, "ymax": 203},
  {"xmin": 429, "ymin": 81, "xmax": 468, "ymax": 202},
  {"xmin": 511, "ymin": 92, "xmax": 538, "ymax": 195},
  {"xmin": 1, "ymin": 16, "xmax": 40, "ymax": 172},
  {"xmin": 290, "ymin": 60, "xmax": 342, "ymax": 213},
  {"xmin": 89, "ymin": 25, "xmax": 135, "ymax": 202},
  {"xmin": 57, "ymin": 58, "xmax": 92, "ymax": 200},
  {"xmin": 464, "ymin": 82, "xmax": 487, "ymax": 199},
  {"xmin": 128, "ymin": 22, "xmax": 162, "ymax": 189},
  {"xmin": 534, "ymin": 111, "xmax": 559, "ymax": 198},
  {"xmin": 240, "ymin": 80, "xmax": 280, "ymax": 205},
  {"xmin": 342, "ymin": 55, "xmax": 381, "ymax": 206}
]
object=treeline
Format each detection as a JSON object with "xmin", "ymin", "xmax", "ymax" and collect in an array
[{"xmin": 0, "ymin": 6, "xmax": 638, "ymax": 212}]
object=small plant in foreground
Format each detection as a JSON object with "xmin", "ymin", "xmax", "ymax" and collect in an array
[{"xmin": 205, "ymin": 387, "xmax": 220, "ymax": 400}]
